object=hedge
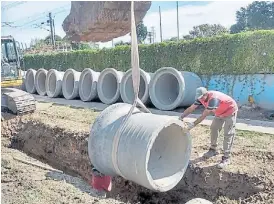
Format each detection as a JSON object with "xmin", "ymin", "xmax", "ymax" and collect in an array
[{"xmin": 24, "ymin": 30, "xmax": 274, "ymax": 75}]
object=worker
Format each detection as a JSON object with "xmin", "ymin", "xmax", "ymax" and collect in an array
[{"xmin": 180, "ymin": 87, "xmax": 238, "ymax": 169}]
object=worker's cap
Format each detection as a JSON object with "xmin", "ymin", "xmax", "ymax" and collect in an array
[{"xmin": 195, "ymin": 87, "xmax": 208, "ymax": 100}]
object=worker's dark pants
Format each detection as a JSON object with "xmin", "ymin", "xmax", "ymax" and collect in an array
[{"xmin": 210, "ymin": 112, "xmax": 237, "ymax": 158}]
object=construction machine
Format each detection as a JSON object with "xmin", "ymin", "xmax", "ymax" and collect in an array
[{"xmin": 1, "ymin": 35, "xmax": 36, "ymax": 116}]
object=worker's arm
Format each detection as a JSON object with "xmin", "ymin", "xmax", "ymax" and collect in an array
[
  {"xmin": 180, "ymin": 100, "xmax": 201, "ymax": 119},
  {"xmin": 193, "ymin": 98, "xmax": 220, "ymax": 127}
]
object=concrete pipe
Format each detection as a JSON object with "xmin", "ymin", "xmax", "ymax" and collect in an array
[
  {"xmin": 88, "ymin": 103, "xmax": 191, "ymax": 192},
  {"xmin": 34, "ymin": 68, "xmax": 48, "ymax": 96},
  {"xmin": 97, "ymin": 68, "xmax": 124, "ymax": 104},
  {"xmin": 185, "ymin": 198, "xmax": 213, "ymax": 204},
  {"xmin": 120, "ymin": 68, "xmax": 152, "ymax": 104},
  {"xmin": 149, "ymin": 67, "xmax": 203, "ymax": 110},
  {"xmin": 79, "ymin": 68, "xmax": 100, "ymax": 102},
  {"xmin": 46, "ymin": 69, "xmax": 64, "ymax": 98},
  {"xmin": 25, "ymin": 69, "xmax": 37, "ymax": 94},
  {"xmin": 62, "ymin": 68, "xmax": 81, "ymax": 100},
  {"xmin": 21, "ymin": 70, "xmax": 27, "ymax": 91}
]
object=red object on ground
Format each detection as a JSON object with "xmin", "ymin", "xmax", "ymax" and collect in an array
[{"xmin": 91, "ymin": 173, "xmax": 112, "ymax": 192}]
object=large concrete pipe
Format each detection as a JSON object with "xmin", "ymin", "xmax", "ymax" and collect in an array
[
  {"xmin": 97, "ymin": 68, "xmax": 124, "ymax": 104},
  {"xmin": 88, "ymin": 103, "xmax": 191, "ymax": 192},
  {"xmin": 21, "ymin": 70, "xmax": 27, "ymax": 91},
  {"xmin": 46, "ymin": 69, "xmax": 64, "ymax": 98},
  {"xmin": 149, "ymin": 67, "xmax": 203, "ymax": 110},
  {"xmin": 25, "ymin": 69, "xmax": 37, "ymax": 94},
  {"xmin": 62, "ymin": 68, "xmax": 81, "ymax": 100},
  {"xmin": 120, "ymin": 68, "xmax": 152, "ymax": 104},
  {"xmin": 34, "ymin": 68, "xmax": 48, "ymax": 96},
  {"xmin": 79, "ymin": 68, "xmax": 100, "ymax": 102}
]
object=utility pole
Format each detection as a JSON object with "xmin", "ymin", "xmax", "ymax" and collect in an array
[
  {"xmin": 53, "ymin": 19, "xmax": 56, "ymax": 38},
  {"xmin": 176, "ymin": 1, "xmax": 179, "ymax": 42},
  {"xmin": 159, "ymin": 6, "xmax": 163, "ymax": 42},
  {"xmin": 151, "ymin": 26, "xmax": 156, "ymax": 43},
  {"xmin": 48, "ymin": 12, "xmax": 55, "ymax": 48},
  {"xmin": 147, "ymin": 32, "xmax": 152, "ymax": 44}
]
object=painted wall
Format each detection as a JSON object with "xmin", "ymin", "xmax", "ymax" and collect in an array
[{"xmin": 201, "ymin": 74, "xmax": 274, "ymax": 110}]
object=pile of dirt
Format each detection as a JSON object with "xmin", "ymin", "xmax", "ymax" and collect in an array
[{"xmin": 1, "ymin": 103, "xmax": 274, "ymax": 204}]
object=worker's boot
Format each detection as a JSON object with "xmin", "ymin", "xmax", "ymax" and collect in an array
[
  {"xmin": 217, "ymin": 156, "xmax": 230, "ymax": 169},
  {"xmin": 203, "ymin": 148, "xmax": 218, "ymax": 159}
]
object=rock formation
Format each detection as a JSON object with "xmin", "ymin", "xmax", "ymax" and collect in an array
[{"xmin": 62, "ymin": 1, "xmax": 151, "ymax": 42}]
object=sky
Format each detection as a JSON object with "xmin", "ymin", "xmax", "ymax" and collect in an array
[{"xmin": 1, "ymin": 1, "xmax": 253, "ymax": 48}]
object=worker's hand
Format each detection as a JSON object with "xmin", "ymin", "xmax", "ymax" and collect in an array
[
  {"xmin": 186, "ymin": 122, "xmax": 195, "ymax": 130},
  {"xmin": 178, "ymin": 115, "xmax": 184, "ymax": 121}
]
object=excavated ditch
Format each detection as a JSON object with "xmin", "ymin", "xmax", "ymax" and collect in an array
[{"xmin": 2, "ymin": 114, "xmax": 273, "ymax": 204}]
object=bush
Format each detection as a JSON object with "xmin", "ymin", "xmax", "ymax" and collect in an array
[{"xmin": 24, "ymin": 30, "xmax": 274, "ymax": 75}]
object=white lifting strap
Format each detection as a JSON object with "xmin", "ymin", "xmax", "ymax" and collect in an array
[{"xmin": 111, "ymin": 1, "xmax": 151, "ymax": 179}]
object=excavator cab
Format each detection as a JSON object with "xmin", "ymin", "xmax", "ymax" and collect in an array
[
  {"xmin": 1, "ymin": 36, "xmax": 36, "ymax": 116},
  {"xmin": 1, "ymin": 35, "xmax": 24, "ymax": 87}
]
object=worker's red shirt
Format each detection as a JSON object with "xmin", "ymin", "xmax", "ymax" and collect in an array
[
  {"xmin": 194, "ymin": 91, "xmax": 238, "ymax": 117},
  {"xmin": 91, "ymin": 174, "xmax": 112, "ymax": 192}
]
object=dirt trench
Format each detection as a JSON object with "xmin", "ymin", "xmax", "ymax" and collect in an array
[{"xmin": 1, "ymin": 106, "xmax": 274, "ymax": 204}]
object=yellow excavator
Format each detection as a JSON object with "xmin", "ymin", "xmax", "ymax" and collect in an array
[{"xmin": 1, "ymin": 35, "xmax": 36, "ymax": 116}]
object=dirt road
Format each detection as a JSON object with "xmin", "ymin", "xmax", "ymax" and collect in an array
[{"xmin": 1, "ymin": 102, "xmax": 274, "ymax": 204}]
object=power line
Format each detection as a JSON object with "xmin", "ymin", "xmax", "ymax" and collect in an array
[
  {"xmin": 2, "ymin": 4, "xmax": 70, "ymax": 28},
  {"xmin": 1, "ymin": 1, "xmax": 27, "ymax": 10}
]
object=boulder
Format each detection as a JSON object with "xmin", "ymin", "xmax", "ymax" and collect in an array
[{"xmin": 62, "ymin": 1, "xmax": 151, "ymax": 42}]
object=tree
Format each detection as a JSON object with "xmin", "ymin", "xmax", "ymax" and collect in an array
[
  {"xmin": 44, "ymin": 35, "xmax": 62, "ymax": 44},
  {"xmin": 114, "ymin": 41, "xmax": 130, "ymax": 47},
  {"xmin": 71, "ymin": 42, "xmax": 96, "ymax": 50},
  {"xmin": 30, "ymin": 38, "xmax": 46, "ymax": 48},
  {"xmin": 183, "ymin": 24, "xmax": 228, "ymax": 40},
  {"xmin": 230, "ymin": 1, "xmax": 274, "ymax": 33},
  {"xmin": 136, "ymin": 21, "xmax": 148, "ymax": 44}
]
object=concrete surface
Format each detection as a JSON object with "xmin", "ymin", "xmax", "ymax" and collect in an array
[
  {"xmin": 33, "ymin": 95, "xmax": 274, "ymax": 134},
  {"xmin": 120, "ymin": 69, "xmax": 152, "ymax": 104},
  {"xmin": 79, "ymin": 68, "xmax": 100, "ymax": 102},
  {"xmin": 46, "ymin": 69, "xmax": 64, "ymax": 98},
  {"xmin": 25, "ymin": 69, "xmax": 37, "ymax": 94},
  {"xmin": 149, "ymin": 67, "xmax": 203, "ymax": 110},
  {"xmin": 34, "ymin": 68, "xmax": 47, "ymax": 96},
  {"xmin": 97, "ymin": 68, "xmax": 124, "ymax": 104},
  {"xmin": 62, "ymin": 69, "xmax": 81, "ymax": 100}
]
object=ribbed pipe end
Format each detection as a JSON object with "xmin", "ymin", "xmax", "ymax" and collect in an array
[
  {"xmin": 120, "ymin": 68, "xmax": 151, "ymax": 104},
  {"xmin": 35, "ymin": 68, "xmax": 48, "ymax": 96},
  {"xmin": 79, "ymin": 68, "xmax": 99, "ymax": 102},
  {"xmin": 97, "ymin": 68, "xmax": 124, "ymax": 104},
  {"xmin": 25, "ymin": 69, "xmax": 37, "ymax": 94},
  {"xmin": 62, "ymin": 68, "xmax": 81, "ymax": 100}
]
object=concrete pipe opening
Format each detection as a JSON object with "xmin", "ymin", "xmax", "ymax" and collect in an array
[
  {"xmin": 46, "ymin": 69, "xmax": 64, "ymax": 98},
  {"xmin": 97, "ymin": 68, "xmax": 124, "ymax": 104},
  {"xmin": 62, "ymin": 69, "xmax": 81, "ymax": 100},
  {"xmin": 147, "ymin": 122, "xmax": 190, "ymax": 190},
  {"xmin": 120, "ymin": 69, "xmax": 151, "ymax": 104},
  {"xmin": 25, "ymin": 69, "xmax": 37, "ymax": 94},
  {"xmin": 88, "ymin": 103, "xmax": 191, "ymax": 192},
  {"xmin": 34, "ymin": 68, "xmax": 48, "ymax": 96},
  {"xmin": 149, "ymin": 67, "xmax": 203, "ymax": 110},
  {"xmin": 79, "ymin": 68, "xmax": 100, "ymax": 102}
]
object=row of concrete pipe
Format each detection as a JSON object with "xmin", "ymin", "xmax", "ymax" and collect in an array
[{"xmin": 24, "ymin": 67, "xmax": 203, "ymax": 111}]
